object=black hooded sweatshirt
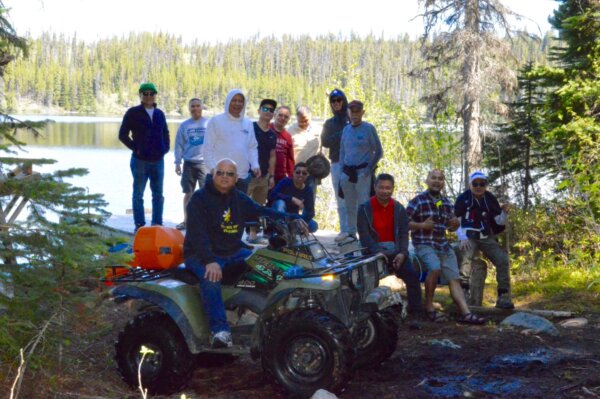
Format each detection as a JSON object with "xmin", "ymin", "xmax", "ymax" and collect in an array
[
  {"xmin": 320, "ymin": 89, "xmax": 350, "ymax": 163},
  {"xmin": 184, "ymin": 179, "xmax": 294, "ymax": 265}
]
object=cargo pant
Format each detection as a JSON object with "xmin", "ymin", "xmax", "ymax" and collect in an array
[{"xmin": 459, "ymin": 235, "xmax": 510, "ymax": 294}]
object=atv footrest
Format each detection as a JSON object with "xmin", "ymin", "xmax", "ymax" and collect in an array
[{"xmin": 202, "ymin": 345, "xmax": 249, "ymax": 356}]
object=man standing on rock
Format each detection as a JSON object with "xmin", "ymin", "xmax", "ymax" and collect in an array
[{"xmin": 119, "ymin": 82, "xmax": 169, "ymax": 231}]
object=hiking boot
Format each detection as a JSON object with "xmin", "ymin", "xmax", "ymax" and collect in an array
[
  {"xmin": 211, "ymin": 331, "xmax": 233, "ymax": 348},
  {"xmin": 495, "ymin": 293, "xmax": 515, "ymax": 309},
  {"xmin": 334, "ymin": 232, "xmax": 349, "ymax": 243}
]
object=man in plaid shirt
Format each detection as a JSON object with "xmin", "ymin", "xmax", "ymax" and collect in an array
[{"xmin": 406, "ymin": 169, "xmax": 484, "ymax": 324}]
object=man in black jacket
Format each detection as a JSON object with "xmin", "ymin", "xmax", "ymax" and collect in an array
[
  {"xmin": 357, "ymin": 173, "xmax": 423, "ymax": 316},
  {"xmin": 320, "ymin": 89, "xmax": 350, "ymax": 243},
  {"xmin": 118, "ymin": 82, "xmax": 169, "ymax": 230},
  {"xmin": 184, "ymin": 158, "xmax": 302, "ymax": 348}
]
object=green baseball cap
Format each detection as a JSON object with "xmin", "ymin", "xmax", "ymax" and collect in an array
[{"xmin": 139, "ymin": 82, "xmax": 157, "ymax": 93}]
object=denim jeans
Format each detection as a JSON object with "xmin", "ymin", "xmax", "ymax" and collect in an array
[
  {"xmin": 272, "ymin": 200, "xmax": 318, "ymax": 232},
  {"xmin": 130, "ymin": 155, "xmax": 164, "ymax": 227},
  {"xmin": 185, "ymin": 248, "xmax": 252, "ymax": 334},
  {"xmin": 330, "ymin": 162, "xmax": 348, "ymax": 233},
  {"xmin": 339, "ymin": 171, "xmax": 371, "ymax": 235}
]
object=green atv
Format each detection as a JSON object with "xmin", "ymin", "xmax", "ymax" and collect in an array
[{"xmin": 105, "ymin": 218, "xmax": 405, "ymax": 398}]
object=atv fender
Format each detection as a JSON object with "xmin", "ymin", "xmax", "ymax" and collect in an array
[{"xmin": 112, "ymin": 282, "xmax": 208, "ymax": 353}]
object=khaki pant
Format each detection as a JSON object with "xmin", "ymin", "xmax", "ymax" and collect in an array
[{"xmin": 248, "ymin": 175, "xmax": 269, "ymax": 205}]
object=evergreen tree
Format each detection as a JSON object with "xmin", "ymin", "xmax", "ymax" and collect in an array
[
  {"xmin": 0, "ymin": 3, "xmax": 122, "ymax": 390},
  {"xmin": 485, "ymin": 62, "xmax": 548, "ymax": 209}
]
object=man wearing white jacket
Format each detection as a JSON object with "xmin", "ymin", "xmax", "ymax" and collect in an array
[{"xmin": 204, "ymin": 89, "xmax": 260, "ymax": 193}]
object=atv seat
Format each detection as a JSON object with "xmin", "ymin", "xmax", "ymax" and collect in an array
[{"xmin": 169, "ymin": 261, "xmax": 250, "ymax": 286}]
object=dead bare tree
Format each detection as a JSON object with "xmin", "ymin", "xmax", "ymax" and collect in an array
[{"xmin": 415, "ymin": 0, "xmax": 520, "ymax": 188}]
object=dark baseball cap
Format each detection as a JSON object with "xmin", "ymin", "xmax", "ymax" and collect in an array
[
  {"xmin": 259, "ymin": 98, "xmax": 277, "ymax": 109},
  {"xmin": 347, "ymin": 100, "xmax": 364, "ymax": 111}
]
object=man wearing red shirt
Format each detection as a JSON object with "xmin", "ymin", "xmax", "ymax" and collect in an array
[
  {"xmin": 271, "ymin": 106, "xmax": 295, "ymax": 184},
  {"xmin": 357, "ymin": 173, "xmax": 423, "ymax": 316}
]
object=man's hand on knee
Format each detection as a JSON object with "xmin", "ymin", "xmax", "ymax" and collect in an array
[{"xmin": 205, "ymin": 262, "xmax": 222, "ymax": 282}]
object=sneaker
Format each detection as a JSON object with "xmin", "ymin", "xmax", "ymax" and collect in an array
[
  {"xmin": 339, "ymin": 234, "xmax": 357, "ymax": 245},
  {"xmin": 334, "ymin": 232, "xmax": 349, "ymax": 243},
  {"xmin": 211, "ymin": 331, "xmax": 233, "ymax": 348},
  {"xmin": 495, "ymin": 293, "xmax": 515, "ymax": 309},
  {"xmin": 176, "ymin": 221, "xmax": 186, "ymax": 230}
]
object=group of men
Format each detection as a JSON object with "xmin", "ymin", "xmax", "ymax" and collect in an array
[
  {"xmin": 118, "ymin": 82, "xmax": 514, "ymax": 348},
  {"xmin": 118, "ymin": 84, "xmax": 320, "ymax": 235},
  {"xmin": 360, "ymin": 169, "xmax": 513, "ymax": 327}
]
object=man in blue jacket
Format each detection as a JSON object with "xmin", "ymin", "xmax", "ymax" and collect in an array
[
  {"xmin": 268, "ymin": 162, "xmax": 318, "ymax": 233},
  {"xmin": 184, "ymin": 158, "xmax": 304, "ymax": 348},
  {"xmin": 118, "ymin": 82, "xmax": 170, "ymax": 230}
]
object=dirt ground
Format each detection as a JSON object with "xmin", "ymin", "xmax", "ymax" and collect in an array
[{"xmin": 6, "ymin": 298, "xmax": 599, "ymax": 399}]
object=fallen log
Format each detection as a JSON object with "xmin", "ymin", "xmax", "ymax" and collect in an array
[{"xmin": 467, "ymin": 306, "xmax": 575, "ymax": 318}]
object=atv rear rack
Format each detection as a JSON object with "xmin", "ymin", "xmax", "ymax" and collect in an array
[{"xmin": 102, "ymin": 266, "xmax": 172, "ymax": 284}]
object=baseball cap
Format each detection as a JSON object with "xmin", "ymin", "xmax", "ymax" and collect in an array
[
  {"xmin": 347, "ymin": 100, "xmax": 364, "ymax": 111},
  {"xmin": 469, "ymin": 171, "xmax": 488, "ymax": 184},
  {"xmin": 259, "ymin": 98, "xmax": 277, "ymax": 109},
  {"xmin": 139, "ymin": 82, "xmax": 157, "ymax": 93}
]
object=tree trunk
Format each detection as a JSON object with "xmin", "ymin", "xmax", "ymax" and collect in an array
[{"xmin": 462, "ymin": 0, "xmax": 483, "ymax": 188}]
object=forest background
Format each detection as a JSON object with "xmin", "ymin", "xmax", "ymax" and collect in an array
[{"xmin": 0, "ymin": 0, "xmax": 599, "ymax": 396}]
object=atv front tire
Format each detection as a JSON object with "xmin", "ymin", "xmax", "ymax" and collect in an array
[
  {"xmin": 115, "ymin": 311, "xmax": 195, "ymax": 395},
  {"xmin": 353, "ymin": 309, "xmax": 399, "ymax": 368},
  {"xmin": 262, "ymin": 309, "xmax": 353, "ymax": 398}
]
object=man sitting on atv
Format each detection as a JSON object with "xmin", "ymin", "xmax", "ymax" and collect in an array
[{"xmin": 184, "ymin": 158, "xmax": 305, "ymax": 348}]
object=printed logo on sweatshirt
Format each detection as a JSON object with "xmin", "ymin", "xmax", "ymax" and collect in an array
[
  {"xmin": 188, "ymin": 127, "xmax": 206, "ymax": 146},
  {"xmin": 220, "ymin": 208, "xmax": 238, "ymax": 234}
]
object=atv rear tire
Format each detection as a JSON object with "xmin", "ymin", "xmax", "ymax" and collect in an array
[
  {"xmin": 115, "ymin": 311, "xmax": 195, "ymax": 395},
  {"xmin": 262, "ymin": 309, "xmax": 353, "ymax": 398},
  {"xmin": 353, "ymin": 309, "xmax": 399, "ymax": 368}
]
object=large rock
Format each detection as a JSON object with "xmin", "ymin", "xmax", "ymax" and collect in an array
[
  {"xmin": 500, "ymin": 312, "xmax": 560, "ymax": 336},
  {"xmin": 311, "ymin": 389, "xmax": 338, "ymax": 399}
]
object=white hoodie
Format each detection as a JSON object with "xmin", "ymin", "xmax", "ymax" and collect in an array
[{"xmin": 203, "ymin": 89, "xmax": 259, "ymax": 179}]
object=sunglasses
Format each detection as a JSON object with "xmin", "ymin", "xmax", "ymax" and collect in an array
[
  {"xmin": 472, "ymin": 181, "xmax": 487, "ymax": 188},
  {"xmin": 142, "ymin": 91, "xmax": 156, "ymax": 96},
  {"xmin": 215, "ymin": 170, "xmax": 236, "ymax": 177},
  {"xmin": 295, "ymin": 170, "xmax": 309, "ymax": 176},
  {"xmin": 330, "ymin": 98, "xmax": 343, "ymax": 104},
  {"xmin": 260, "ymin": 106, "xmax": 275, "ymax": 113}
]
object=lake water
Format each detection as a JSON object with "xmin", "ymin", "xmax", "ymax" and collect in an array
[{"xmin": 10, "ymin": 115, "xmax": 189, "ymax": 231}]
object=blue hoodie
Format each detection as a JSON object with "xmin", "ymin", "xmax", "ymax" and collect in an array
[{"xmin": 320, "ymin": 89, "xmax": 350, "ymax": 163}]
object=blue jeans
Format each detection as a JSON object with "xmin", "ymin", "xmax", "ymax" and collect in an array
[
  {"xmin": 272, "ymin": 200, "xmax": 318, "ymax": 232},
  {"xmin": 330, "ymin": 162, "xmax": 348, "ymax": 233},
  {"xmin": 130, "ymin": 155, "xmax": 164, "ymax": 227},
  {"xmin": 185, "ymin": 248, "xmax": 252, "ymax": 334}
]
